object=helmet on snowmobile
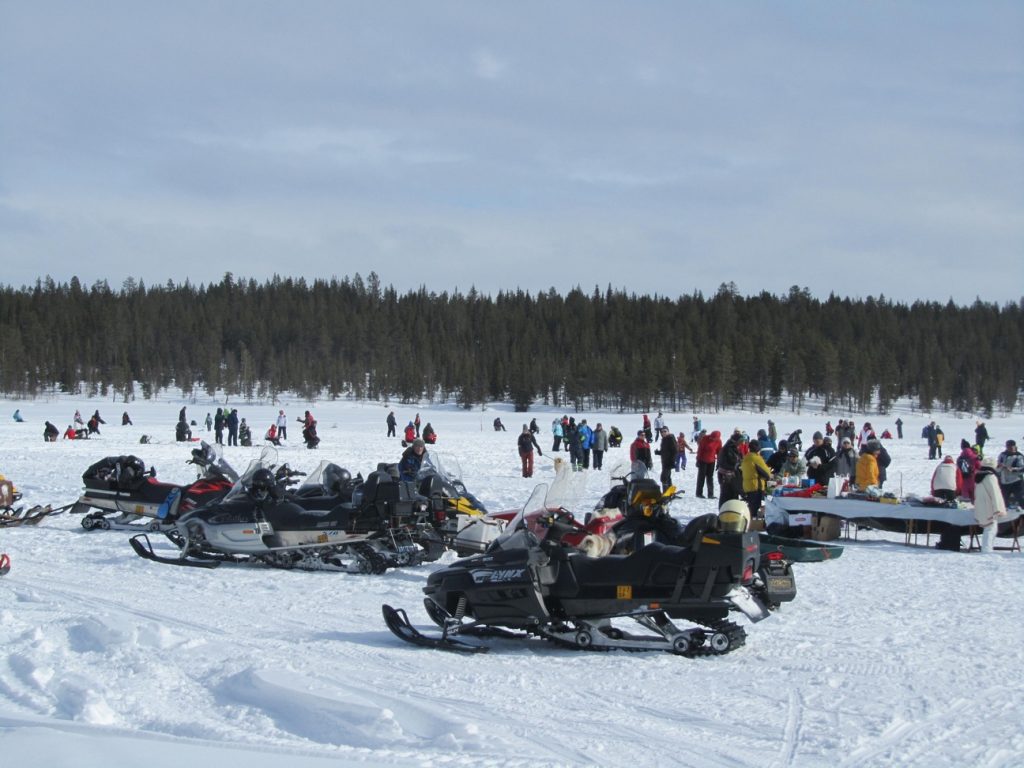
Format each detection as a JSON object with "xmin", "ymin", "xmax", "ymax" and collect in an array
[
  {"xmin": 718, "ymin": 499, "xmax": 750, "ymax": 533},
  {"xmin": 248, "ymin": 467, "xmax": 277, "ymax": 501}
]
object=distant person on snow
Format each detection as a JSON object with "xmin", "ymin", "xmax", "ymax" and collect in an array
[
  {"xmin": 655, "ymin": 425, "xmax": 678, "ymax": 493},
  {"xmin": 276, "ymin": 409, "xmax": 288, "ymax": 441},
  {"xmin": 629, "ymin": 430, "xmax": 652, "ymax": 480},
  {"xmin": 266, "ymin": 423, "xmax": 282, "ymax": 446},
  {"xmin": 404, "ymin": 421, "xmax": 416, "ymax": 444},
  {"xmin": 517, "ymin": 425, "xmax": 542, "ymax": 478},
  {"xmin": 43, "ymin": 421, "xmax": 59, "ymax": 442},
  {"xmin": 175, "ymin": 418, "xmax": 192, "ymax": 442},
  {"xmin": 386, "ymin": 410, "xmax": 397, "ymax": 438},
  {"xmin": 226, "ymin": 409, "xmax": 240, "ymax": 447},
  {"xmin": 551, "ymin": 419, "xmax": 563, "ymax": 452},
  {"xmin": 422, "ymin": 423, "xmax": 437, "ymax": 444},
  {"xmin": 122, "ymin": 411, "xmax": 132, "ymax": 426},
  {"xmin": 13, "ymin": 409, "xmax": 24, "ymax": 422},
  {"xmin": 493, "ymin": 417, "xmax": 506, "ymax": 432}
]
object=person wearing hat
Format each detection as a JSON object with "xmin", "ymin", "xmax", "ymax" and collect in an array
[
  {"xmin": 517, "ymin": 424, "xmax": 543, "ymax": 478},
  {"xmin": 835, "ymin": 437, "xmax": 858, "ymax": 479},
  {"xmin": 855, "ymin": 441, "xmax": 880, "ymax": 490},
  {"xmin": 629, "ymin": 430, "xmax": 653, "ymax": 480},
  {"xmin": 777, "ymin": 447, "xmax": 807, "ymax": 481},
  {"xmin": 398, "ymin": 438, "xmax": 427, "ymax": 481},
  {"xmin": 804, "ymin": 432, "xmax": 835, "ymax": 484},
  {"xmin": 974, "ymin": 457, "xmax": 1008, "ymax": 552},
  {"xmin": 956, "ymin": 439, "xmax": 981, "ymax": 501},
  {"xmin": 996, "ymin": 440, "xmax": 1024, "ymax": 508},
  {"xmin": 930, "ymin": 456, "xmax": 961, "ymax": 502}
]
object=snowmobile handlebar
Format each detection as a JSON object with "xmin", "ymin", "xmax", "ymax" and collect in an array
[{"xmin": 274, "ymin": 465, "xmax": 306, "ymax": 487}]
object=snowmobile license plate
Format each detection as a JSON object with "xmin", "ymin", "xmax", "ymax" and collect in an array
[{"xmin": 767, "ymin": 576, "xmax": 795, "ymax": 591}]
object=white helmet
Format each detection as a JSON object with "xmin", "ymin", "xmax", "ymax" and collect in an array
[{"xmin": 718, "ymin": 499, "xmax": 750, "ymax": 533}]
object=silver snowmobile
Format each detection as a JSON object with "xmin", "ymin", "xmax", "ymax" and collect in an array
[{"xmin": 130, "ymin": 449, "xmax": 437, "ymax": 573}]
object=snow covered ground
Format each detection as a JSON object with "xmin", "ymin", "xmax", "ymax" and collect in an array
[{"xmin": 1, "ymin": 395, "xmax": 1022, "ymax": 767}]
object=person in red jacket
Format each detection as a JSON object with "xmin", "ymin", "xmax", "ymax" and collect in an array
[
  {"xmin": 629, "ymin": 431, "xmax": 653, "ymax": 479},
  {"xmin": 695, "ymin": 430, "xmax": 722, "ymax": 499}
]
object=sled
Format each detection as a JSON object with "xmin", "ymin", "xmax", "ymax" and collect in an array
[{"xmin": 758, "ymin": 533, "xmax": 844, "ymax": 562}]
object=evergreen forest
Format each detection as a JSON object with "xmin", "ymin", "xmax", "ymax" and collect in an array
[{"xmin": 1, "ymin": 274, "xmax": 1021, "ymax": 416}]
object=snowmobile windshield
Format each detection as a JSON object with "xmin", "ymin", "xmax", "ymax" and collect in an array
[
  {"xmin": 418, "ymin": 451, "xmax": 463, "ymax": 484},
  {"xmin": 196, "ymin": 441, "xmax": 240, "ymax": 483},
  {"xmin": 491, "ymin": 483, "xmax": 549, "ymax": 551},
  {"xmin": 223, "ymin": 449, "xmax": 278, "ymax": 502},
  {"xmin": 298, "ymin": 461, "xmax": 350, "ymax": 495}
]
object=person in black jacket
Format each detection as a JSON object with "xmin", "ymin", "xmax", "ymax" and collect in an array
[
  {"xmin": 655, "ymin": 426, "xmax": 678, "ymax": 493},
  {"xmin": 517, "ymin": 425, "xmax": 543, "ymax": 478},
  {"xmin": 804, "ymin": 432, "xmax": 836, "ymax": 485},
  {"xmin": 975, "ymin": 421, "xmax": 989, "ymax": 454},
  {"xmin": 716, "ymin": 433, "xmax": 743, "ymax": 506}
]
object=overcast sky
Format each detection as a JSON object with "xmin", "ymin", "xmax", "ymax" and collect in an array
[{"xmin": 1, "ymin": 2, "xmax": 1021, "ymax": 304}]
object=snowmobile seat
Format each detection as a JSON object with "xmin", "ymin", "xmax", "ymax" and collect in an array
[
  {"xmin": 568, "ymin": 542, "xmax": 695, "ymax": 590},
  {"xmin": 676, "ymin": 513, "xmax": 719, "ymax": 550}
]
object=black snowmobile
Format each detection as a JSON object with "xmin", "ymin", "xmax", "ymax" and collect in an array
[
  {"xmin": 131, "ymin": 450, "xmax": 440, "ymax": 572},
  {"xmin": 71, "ymin": 442, "xmax": 239, "ymax": 532},
  {"xmin": 383, "ymin": 482, "xmax": 793, "ymax": 655},
  {"xmin": 412, "ymin": 452, "xmax": 494, "ymax": 555}
]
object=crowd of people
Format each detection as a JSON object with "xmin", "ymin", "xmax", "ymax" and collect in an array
[{"xmin": 18, "ymin": 403, "xmax": 1024, "ymax": 529}]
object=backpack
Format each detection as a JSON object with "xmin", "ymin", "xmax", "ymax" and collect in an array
[{"xmin": 956, "ymin": 455, "xmax": 972, "ymax": 478}]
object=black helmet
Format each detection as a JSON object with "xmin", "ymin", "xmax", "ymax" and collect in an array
[{"xmin": 249, "ymin": 468, "xmax": 277, "ymax": 501}]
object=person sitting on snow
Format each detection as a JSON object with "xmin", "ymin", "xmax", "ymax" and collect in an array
[
  {"xmin": 265, "ymin": 423, "xmax": 282, "ymax": 446},
  {"xmin": 422, "ymin": 423, "xmax": 437, "ymax": 444},
  {"xmin": 239, "ymin": 419, "xmax": 252, "ymax": 447}
]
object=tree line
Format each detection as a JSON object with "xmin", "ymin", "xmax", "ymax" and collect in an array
[{"xmin": 0, "ymin": 275, "xmax": 1020, "ymax": 416}]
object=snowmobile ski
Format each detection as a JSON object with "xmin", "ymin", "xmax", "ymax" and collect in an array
[
  {"xmin": 129, "ymin": 533, "xmax": 221, "ymax": 568},
  {"xmin": 382, "ymin": 604, "xmax": 489, "ymax": 653}
]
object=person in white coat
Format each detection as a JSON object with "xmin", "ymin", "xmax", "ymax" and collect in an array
[
  {"xmin": 930, "ymin": 456, "xmax": 960, "ymax": 502},
  {"xmin": 974, "ymin": 457, "xmax": 1007, "ymax": 553}
]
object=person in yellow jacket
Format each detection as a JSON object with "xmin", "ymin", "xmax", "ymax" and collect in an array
[
  {"xmin": 855, "ymin": 442, "xmax": 880, "ymax": 490},
  {"xmin": 740, "ymin": 439, "xmax": 772, "ymax": 519}
]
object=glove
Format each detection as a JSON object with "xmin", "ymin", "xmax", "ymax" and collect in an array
[{"xmin": 538, "ymin": 451, "xmax": 543, "ymax": 456}]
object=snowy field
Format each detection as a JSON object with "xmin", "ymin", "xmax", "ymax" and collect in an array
[{"xmin": 1, "ymin": 395, "xmax": 1023, "ymax": 767}]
